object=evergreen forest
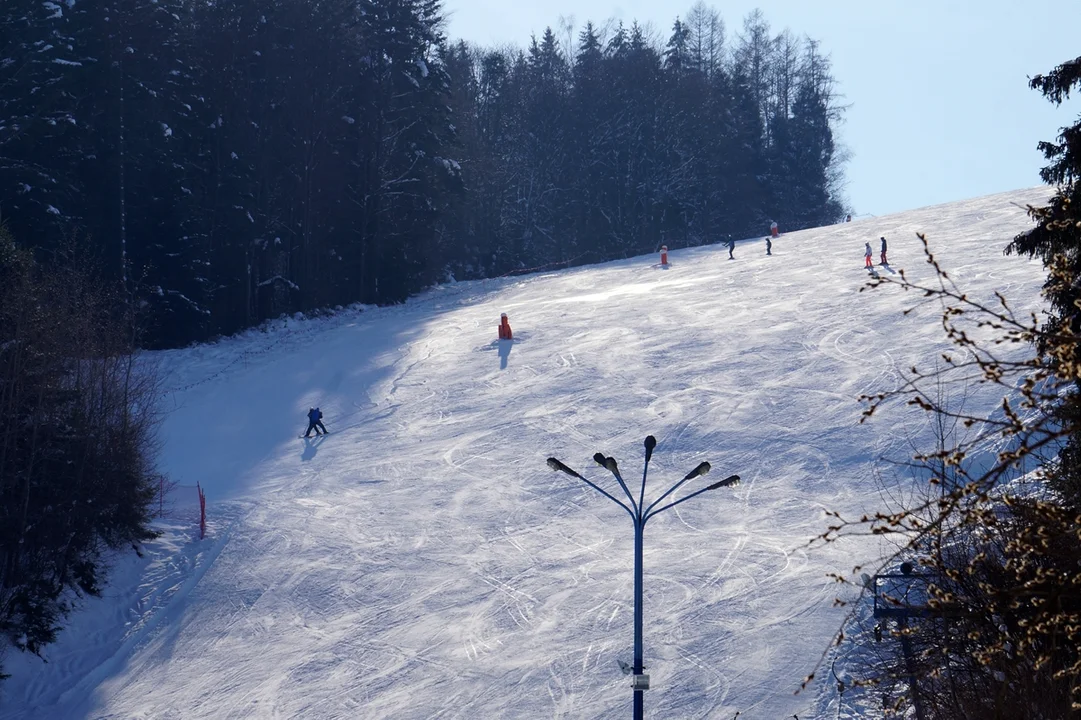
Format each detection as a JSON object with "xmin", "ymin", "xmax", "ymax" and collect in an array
[{"xmin": 1, "ymin": 0, "xmax": 847, "ymax": 347}]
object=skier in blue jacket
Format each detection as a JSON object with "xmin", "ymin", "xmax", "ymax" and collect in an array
[{"xmin": 304, "ymin": 407, "xmax": 327, "ymax": 437}]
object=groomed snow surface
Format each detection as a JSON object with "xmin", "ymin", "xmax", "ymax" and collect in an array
[{"xmin": 1, "ymin": 188, "xmax": 1050, "ymax": 719}]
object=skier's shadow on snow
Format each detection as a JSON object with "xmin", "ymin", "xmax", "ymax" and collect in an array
[
  {"xmin": 497, "ymin": 338, "xmax": 512, "ymax": 370},
  {"xmin": 301, "ymin": 433, "xmax": 327, "ymax": 462},
  {"xmin": 880, "ymin": 262, "xmax": 897, "ymax": 274}
]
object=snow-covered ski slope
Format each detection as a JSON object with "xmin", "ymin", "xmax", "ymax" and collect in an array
[{"xmin": 1, "ymin": 188, "xmax": 1051, "ymax": 719}]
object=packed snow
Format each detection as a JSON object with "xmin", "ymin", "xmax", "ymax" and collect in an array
[{"xmin": 0, "ymin": 188, "xmax": 1050, "ymax": 719}]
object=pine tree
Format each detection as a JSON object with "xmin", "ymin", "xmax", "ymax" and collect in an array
[
  {"xmin": 776, "ymin": 40, "xmax": 843, "ymax": 230},
  {"xmin": 608, "ymin": 22, "xmax": 664, "ymax": 252},
  {"xmin": 0, "ymin": 0, "xmax": 83, "ymax": 247},
  {"xmin": 1005, "ymin": 55, "xmax": 1081, "ymax": 504},
  {"xmin": 180, "ymin": 0, "xmax": 269, "ymax": 336},
  {"xmin": 663, "ymin": 18, "xmax": 690, "ymax": 77},
  {"xmin": 472, "ymin": 47, "xmax": 521, "ymax": 274},
  {"xmin": 570, "ymin": 22, "xmax": 610, "ymax": 257},
  {"xmin": 114, "ymin": 0, "xmax": 209, "ymax": 346},
  {"xmin": 660, "ymin": 17, "xmax": 705, "ymax": 245},
  {"xmin": 734, "ymin": 10, "xmax": 773, "ymax": 133},
  {"xmin": 357, "ymin": 0, "xmax": 458, "ymax": 300},
  {"xmin": 439, "ymin": 42, "xmax": 480, "ymax": 276},
  {"xmin": 515, "ymin": 28, "xmax": 570, "ymax": 263},
  {"xmin": 685, "ymin": 1, "xmax": 724, "ymax": 79},
  {"xmin": 720, "ymin": 63, "xmax": 767, "ymax": 236},
  {"xmin": 73, "ymin": 0, "xmax": 188, "ymax": 287}
]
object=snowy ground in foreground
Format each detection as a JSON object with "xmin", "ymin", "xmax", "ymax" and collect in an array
[{"xmin": 0, "ymin": 188, "xmax": 1051, "ymax": 719}]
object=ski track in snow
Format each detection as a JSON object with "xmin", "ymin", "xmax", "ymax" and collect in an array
[{"xmin": 0, "ymin": 188, "xmax": 1052, "ymax": 719}]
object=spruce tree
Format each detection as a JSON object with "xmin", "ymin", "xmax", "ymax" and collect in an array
[
  {"xmin": 517, "ymin": 28, "xmax": 570, "ymax": 263},
  {"xmin": 1006, "ymin": 56, "xmax": 1081, "ymax": 505},
  {"xmin": 620, "ymin": 23, "xmax": 665, "ymax": 250},
  {"xmin": 473, "ymin": 48, "xmax": 519, "ymax": 274},
  {"xmin": 358, "ymin": 0, "xmax": 458, "ymax": 300},
  {"xmin": 0, "ymin": 0, "xmax": 83, "ymax": 247},
  {"xmin": 782, "ymin": 41, "xmax": 844, "ymax": 230},
  {"xmin": 570, "ymin": 22, "xmax": 609, "ymax": 256}
]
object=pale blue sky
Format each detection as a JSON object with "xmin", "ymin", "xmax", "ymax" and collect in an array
[{"xmin": 443, "ymin": 0, "xmax": 1079, "ymax": 217}]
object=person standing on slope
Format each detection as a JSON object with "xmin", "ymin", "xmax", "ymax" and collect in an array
[
  {"xmin": 864, "ymin": 242, "xmax": 874, "ymax": 269},
  {"xmin": 880, "ymin": 236, "xmax": 888, "ymax": 265},
  {"xmin": 727, "ymin": 237, "xmax": 736, "ymax": 260},
  {"xmin": 304, "ymin": 406, "xmax": 327, "ymax": 437},
  {"xmin": 766, "ymin": 236, "xmax": 772, "ymax": 256}
]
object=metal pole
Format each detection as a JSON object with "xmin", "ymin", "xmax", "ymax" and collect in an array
[
  {"xmin": 546, "ymin": 448, "xmax": 735, "ymax": 720},
  {"xmin": 899, "ymin": 619, "xmax": 925, "ymax": 720},
  {"xmin": 633, "ymin": 516, "xmax": 644, "ymax": 720}
]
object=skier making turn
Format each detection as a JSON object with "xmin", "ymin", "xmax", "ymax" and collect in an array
[{"xmin": 304, "ymin": 407, "xmax": 327, "ymax": 437}]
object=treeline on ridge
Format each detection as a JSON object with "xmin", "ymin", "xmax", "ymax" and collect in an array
[{"xmin": 1, "ymin": 0, "xmax": 847, "ymax": 348}]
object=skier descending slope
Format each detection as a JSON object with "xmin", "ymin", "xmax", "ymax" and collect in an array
[{"xmin": 303, "ymin": 407, "xmax": 327, "ymax": 437}]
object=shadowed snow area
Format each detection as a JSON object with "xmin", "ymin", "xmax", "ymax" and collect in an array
[{"xmin": 1, "ymin": 188, "xmax": 1050, "ymax": 718}]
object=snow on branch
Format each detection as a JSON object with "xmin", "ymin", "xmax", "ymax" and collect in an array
[
  {"xmin": 165, "ymin": 290, "xmax": 211, "ymax": 315},
  {"xmin": 256, "ymin": 275, "xmax": 300, "ymax": 291}
]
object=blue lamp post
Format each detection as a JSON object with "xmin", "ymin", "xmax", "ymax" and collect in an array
[{"xmin": 547, "ymin": 435, "xmax": 740, "ymax": 720}]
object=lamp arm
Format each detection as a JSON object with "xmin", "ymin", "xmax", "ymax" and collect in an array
[
  {"xmin": 609, "ymin": 468, "xmax": 640, "ymax": 516},
  {"xmin": 574, "ymin": 475, "xmax": 637, "ymax": 522},
  {"xmin": 644, "ymin": 483, "xmax": 716, "ymax": 523},
  {"xmin": 637, "ymin": 460, "xmax": 649, "ymax": 518},
  {"xmin": 643, "ymin": 476, "xmax": 693, "ymax": 517}
]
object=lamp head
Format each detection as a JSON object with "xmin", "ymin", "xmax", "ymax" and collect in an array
[
  {"xmin": 547, "ymin": 457, "xmax": 582, "ymax": 479},
  {"xmin": 706, "ymin": 474, "xmax": 740, "ymax": 490},
  {"xmin": 682, "ymin": 461, "xmax": 711, "ymax": 481},
  {"xmin": 644, "ymin": 435, "xmax": 657, "ymax": 462}
]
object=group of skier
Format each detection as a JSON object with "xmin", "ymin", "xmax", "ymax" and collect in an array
[
  {"xmin": 865, "ymin": 236, "xmax": 888, "ymax": 268},
  {"xmin": 303, "ymin": 406, "xmax": 327, "ymax": 437},
  {"xmin": 304, "ymin": 225, "xmax": 890, "ymax": 436},
  {"xmin": 734, "ymin": 231, "xmax": 887, "ymax": 266},
  {"xmin": 726, "ymin": 220, "xmax": 778, "ymax": 260}
]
